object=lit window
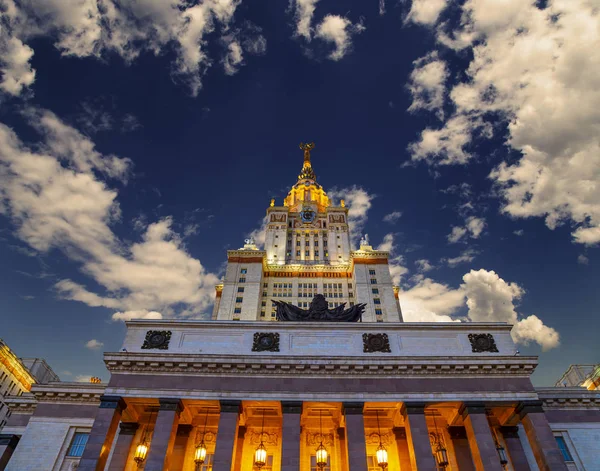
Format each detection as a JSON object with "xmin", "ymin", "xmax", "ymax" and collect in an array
[
  {"xmin": 234, "ymin": 308, "xmax": 241, "ymax": 314},
  {"xmin": 369, "ymin": 269, "xmax": 376, "ymax": 275},
  {"xmin": 349, "ymin": 292, "xmax": 354, "ymax": 297},
  {"xmin": 238, "ymin": 287, "xmax": 244, "ymax": 293},
  {"xmin": 260, "ymin": 311, "xmax": 265, "ymax": 317},
  {"xmin": 348, "ymin": 283, "xmax": 353, "ymax": 289},
  {"xmin": 374, "ymin": 298, "xmax": 381, "ymax": 305},
  {"xmin": 311, "ymin": 455, "xmax": 330, "ymax": 471},
  {"xmin": 555, "ymin": 436, "xmax": 573, "ymax": 461},
  {"xmin": 315, "ymin": 251, "xmax": 319, "ymax": 257},
  {"xmin": 67, "ymin": 433, "xmax": 89, "ymax": 457},
  {"xmin": 314, "ymin": 241, "xmax": 319, "ymax": 247},
  {"xmin": 236, "ymin": 297, "xmax": 243, "ymax": 303},
  {"xmin": 198, "ymin": 454, "xmax": 214, "ymax": 471},
  {"xmin": 305, "ymin": 250, "xmax": 309, "ymax": 256},
  {"xmin": 241, "ymin": 268, "xmax": 247, "ymax": 274}
]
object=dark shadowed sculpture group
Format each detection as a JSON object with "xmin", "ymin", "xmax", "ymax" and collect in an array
[{"xmin": 273, "ymin": 294, "xmax": 366, "ymax": 322}]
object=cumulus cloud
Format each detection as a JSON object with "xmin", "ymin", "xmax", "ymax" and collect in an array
[
  {"xmin": 376, "ymin": 233, "xmax": 409, "ymax": 285},
  {"xmin": 315, "ymin": 15, "xmax": 365, "ymax": 61},
  {"xmin": 407, "ymin": 0, "xmax": 600, "ymax": 245},
  {"xmin": 383, "ymin": 210, "xmax": 402, "ymax": 224},
  {"xmin": 463, "ymin": 269, "xmax": 559, "ymax": 350},
  {"xmin": 85, "ymin": 339, "xmax": 104, "ymax": 350},
  {"xmin": 290, "ymin": 0, "xmax": 364, "ymax": 60},
  {"xmin": 329, "ymin": 186, "xmax": 374, "ymax": 246},
  {"xmin": 407, "ymin": 52, "xmax": 448, "ymax": 118},
  {"xmin": 112, "ymin": 310, "xmax": 163, "ymax": 322},
  {"xmin": 0, "ymin": 108, "xmax": 219, "ymax": 320},
  {"xmin": 443, "ymin": 248, "xmax": 478, "ymax": 267},
  {"xmin": 0, "ymin": 0, "xmax": 264, "ymax": 98},
  {"xmin": 406, "ymin": 0, "xmax": 449, "ymax": 25},
  {"xmin": 447, "ymin": 216, "xmax": 485, "ymax": 243},
  {"xmin": 415, "ymin": 259, "xmax": 434, "ymax": 272},
  {"xmin": 577, "ymin": 254, "xmax": 589, "ymax": 265},
  {"xmin": 400, "ymin": 278, "xmax": 464, "ymax": 322}
]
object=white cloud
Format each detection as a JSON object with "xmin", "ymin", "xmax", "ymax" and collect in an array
[
  {"xmin": 0, "ymin": 0, "xmax": 259, "ymax": 98},
  {"xmin": 315, "ymin": 15, "xmax": 365, "ymax": 61},
  {"xmin": 376, "ymin": 233, "xmax": 409, "ymax": 285},
  {"xmin": 408, "ymin": 0, "xmax": 600, "ymax": 245},
  {"xmin": 74, "ymin": 375, "xmax": 94, "ymax": 383},
  {"xmin": 246, "ymin": 215, "xmax": 269, "ymax": 249},
  {"xmin": 383, "ymin": 210, "xmax": 402, "ymax": 224},
  {"xmin": 407, "ymin": 52, "xmax": 448, "ymax": 118},
  {"xmin": 379, "ymin": 0, "xmax": 386, "ymax": 16},
  {"xmin": 406, "ymin": 0, "xmax": 449, "ymax": 25},
  {"xmin": 328, "ymin": 186, "xmax": 375, "ymax": 247},
  {"xmin": 415, "ymin": 259, "xmax": 434, "ymax": 272},
  {"xmin": 463, "ymin": 269, "xmax": 559, "ymax": 350},
  {"xmin": 0, "ymin": 108, "xmax": 219, "ymax": 320},
  {"xmin": 85, "ymin": 339, "xmax": 104, "ymax": 350},
  {"xmin": 444, "ymin": 248, "xmax": 478, "ymax": 267},
  {"xmin": 112, "ymin": 310, "xmax": 163, "ymax": 322},
  {"xmin": 513, "ymin": 229, "xmax": 524, "ymax": 236},
  {"xmin": 447, "ymin": 216, "xmax": 485, "ymax": 243},
  {"xmin": 577, "ymin": 254, "xmax": 589, "ymax": 265},
  {"xmin": 293, "ymin": 0, "xmax": 319, "ymax": 40},
  {"xmin": 400, "ymin": 278, "xmax": 464, "ymax": 322}
]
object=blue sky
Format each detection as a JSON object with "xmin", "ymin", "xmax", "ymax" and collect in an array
[{"xmin": 0, "ymin": 0, "xmax": 598, "ymax": 386}]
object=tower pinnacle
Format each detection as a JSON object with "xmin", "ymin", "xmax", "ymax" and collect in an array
[{"xmin": 298, "ymin": 142, "xmax": 317, "ymax": 181}]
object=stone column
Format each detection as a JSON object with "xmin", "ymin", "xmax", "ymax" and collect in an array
[
  {"xmin": 343, "ymin": 403, "xmax": 368, "ymax": 471},
  {"xmin": 317, "ymin": 232, "xmax": 323, "ymax": 261},
  {"xmin": 400, "ymin": 403, "xmax": 436, "ymax": 470},
  {"xmin": 392, "ymin": 428, "xmax": 412, "ymax": 471},
  {"xmin": 170, "ymin": 424, "xmax": 193, "ymax": 471},
  {"xmin": 292, "ymin": 232, "xmax": 297, "ymax": 261},
  {"xmin": 459, "ymin": 403, "xmax": 503, "ymax": 471},
  {"xmin": 281, "ymin": 402, "xmax": 302, "ymax": 471},
  {"xmin": 447, "ymin": 426, "xmax": 475, "ymax": 471},
  {"xmin": 107, "ymin": 422, "xmax": 139, "ymax": 471},
  {"xmin": 0, "ymin": 434, "xmax": 20, "ymax": 471},
  {"xmin": 79, "ymin": 395, "xmax": 126, "ymax": 471},
  {"xmin": 300, "ymin": 234, "xmax": 305, "ymax": 262},
  {"xmin": 232, "ymin": 426, "xmax": 246, "ymax": 471},
  {"xmin": 145, "ymin": 398, "xmax": 182, "ymax": 471},
  {"xmin": 499, "ymin": 426, "xmax": 531, "ymax": 471},
  {"xmin": 213, "ymin": 400, "xmax": 241, "ymax": 471},
  {"xmin": 516, "ymin": 401, "xmax": 568, "ymax": 471}
]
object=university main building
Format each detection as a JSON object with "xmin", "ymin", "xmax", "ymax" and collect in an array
[{"xmin": 1, "ymin": 145, "xmax": 599, "ymax": 471}]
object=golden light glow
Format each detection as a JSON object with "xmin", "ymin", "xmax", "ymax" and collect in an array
[
  {"xmin": 0, "ymin": 341, "xmax": 35, "ymax": 392},
  {"xmin": 435, "ymin": 446, "xmax": 449, "ymax": 468},
  {"xmin": 133, "ymin": 443, "xmax": 148, "ymax": 464},
  {"xmin": 375, "ymin": 445, "xmax": 388, "ymax": 469},
  {"xmin": 315, "ymin": 444, "xmax": 328, "ymax": 468},
  {"xmin": 194, "ymin": 442, "xmax": 207, "ymax": 464},
  {"xmin": 254, "ymin": 443, "xmax": 267, "ymax": 468}
]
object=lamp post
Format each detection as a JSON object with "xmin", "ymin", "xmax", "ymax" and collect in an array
[
  {"xmin": 375, "ymin": 410, "xmax": 388, "ymax": 469},
  {"xmin": 254, "ymin": 409, "xmax": 268, "ymax": 469},
  {"xmin": 315, "ymin": 410, "xmax": 328, "ymax": 469},
  {"xmin": 492, "ymin": 428, "xmax": 509, "ymax": 468},
  {"xmin": 194, "ymin": 409, "xmax": 209, "ymax": 470},
  {"xmin": 432, "ymin": 411, "xmax": 449, "ymax": 469},
  {"xmin": 134, "ymin": 409, "xmax": 154, "ymax": 467}
]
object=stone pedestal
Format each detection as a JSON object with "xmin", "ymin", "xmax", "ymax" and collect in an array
[
  {"xmin": 79, "ymin": 395, "xmax": 126, "ymax": 471},
  {"xmin": 460, "ymin": 403, "xmax": 503, "ymax": 471},
  {"xmin": 448, "ymin": 426, "xmax": 475, "ymax": 471},
  {"xmin": 281, "ymin": 402, "xmax": 302, "ymax": 471},
  {"xmin": 499, "ymin": 426, "xmax": 531, "ymax": 471},
  {"xmin": 401, "ymin": 403, "xmax": 436, "ymax": 470},
  {"xmin": 344, "ymin": 403, "xmax": 368, "ymax": 471},
  {"xmin": 213, "ymin": 400, "xmax": 241, "ymax": 471},
  {"xmin": 107, "ymin": 422, "xmax": 138, "ymax": 471},
  {"xmin": 0, "ymin": 435, "xmax": 20, "ymax": 471},
  {"xmin": 517, "ymin": 402, "xmax": 568, "ymax": 471},
  {"xmin": 145, "ymin": 398, "xmax": 182, "ymax": 471}
]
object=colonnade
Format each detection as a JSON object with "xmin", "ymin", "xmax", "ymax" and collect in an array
[{"xmin": 77, "ymin": 398, "xmax": 568, "ymax": 471}]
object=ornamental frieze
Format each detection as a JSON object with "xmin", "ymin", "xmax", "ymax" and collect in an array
[
  {"xmin": 363, "ymin": 333, "xmax": 391, "ymax": 353},
  {"xmin": 468, "ymin": 333, "xmax": 499, "ymax": 353},
  {"xmin": 249, "ymin": 431, "xmax": 279, "ymax": 446},
  {"xmin": 142, "ymin": 330, "xmax": 172, "ymax": 350},
  {"xmin": 306, "ymin": 432, "xmax": 334, "ymax": 446},
  {"xmin": 365, "ymin": 432, "xmax": 391, "ymax": 445},
  {"xmin": 252, "ymin": 332, "xmax": 280, "ymax": 352}
]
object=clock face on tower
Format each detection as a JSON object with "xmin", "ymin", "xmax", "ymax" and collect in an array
[{"xmin": 301, "ymin": 208, "xmax": 316, "ymax": 223}]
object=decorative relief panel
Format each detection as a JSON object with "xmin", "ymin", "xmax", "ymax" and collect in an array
[
  {"xmin": 363, "ymin": 333, "xmax": 391, "ymax": 353},
  {"xmin": 365, "ymin": 432, "xmax": 391, "ymax": 446},
  {"xmin": 249, "ymin": 431, "xmax": 279, "ymax": 446},
  {"xmin": 270, "ymin": 214, "xmax": 287, "ymax": 222},
  {"xmin": 141, "ymin": 330, "xmax": 171, "ymax": 350},
  {"xmin": 306, "ymin": 432, "xmax": 334, "ymax": 446},
  {"xmin": 329, "ymin": 214, "xmax": 345, "ymax": 223},
  {"xmin": 252, "ymin": 332, "xmax": 280, "ymax": 352},
  {"xmin": 468, "ymin": 333, "xmax": 499, "ymax": 353}
]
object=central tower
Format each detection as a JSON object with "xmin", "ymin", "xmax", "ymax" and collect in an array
[{"xmin": 212, "ymin": 144, "xmax": 403, "ymax": 323}]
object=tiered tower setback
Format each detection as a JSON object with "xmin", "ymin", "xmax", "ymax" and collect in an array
[{"xmin": 213, "ymin": 143, "xmax": 403, "ymax": 323}]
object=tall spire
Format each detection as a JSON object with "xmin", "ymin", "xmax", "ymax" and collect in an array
[{"xmin": 298, "ymin": 142, "xmax": 316, "ymax": 181}]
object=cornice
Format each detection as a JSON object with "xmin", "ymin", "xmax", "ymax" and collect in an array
[
  {"xmin": 5, "ymin": 395, "xmax": 37, "ymax": 414},
  {"xmin": 536, "ymin": 387, "xmax": 600, "ymax": 409},
  {"xmin": 104, "ymin": 353, "xmax": 537, "ymax": 378},
  {"xmin": 19, "ymin": 382, "xmax": 108, "ymax": 405}
]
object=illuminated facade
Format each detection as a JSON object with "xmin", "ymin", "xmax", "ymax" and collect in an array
[
  {"xmin": 213, "ymin": 144, "xmax": 402, "ymax": 324},
  {"xmin": 1, "ymin": 145, "xmax": 599, "ymax": 471}
]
